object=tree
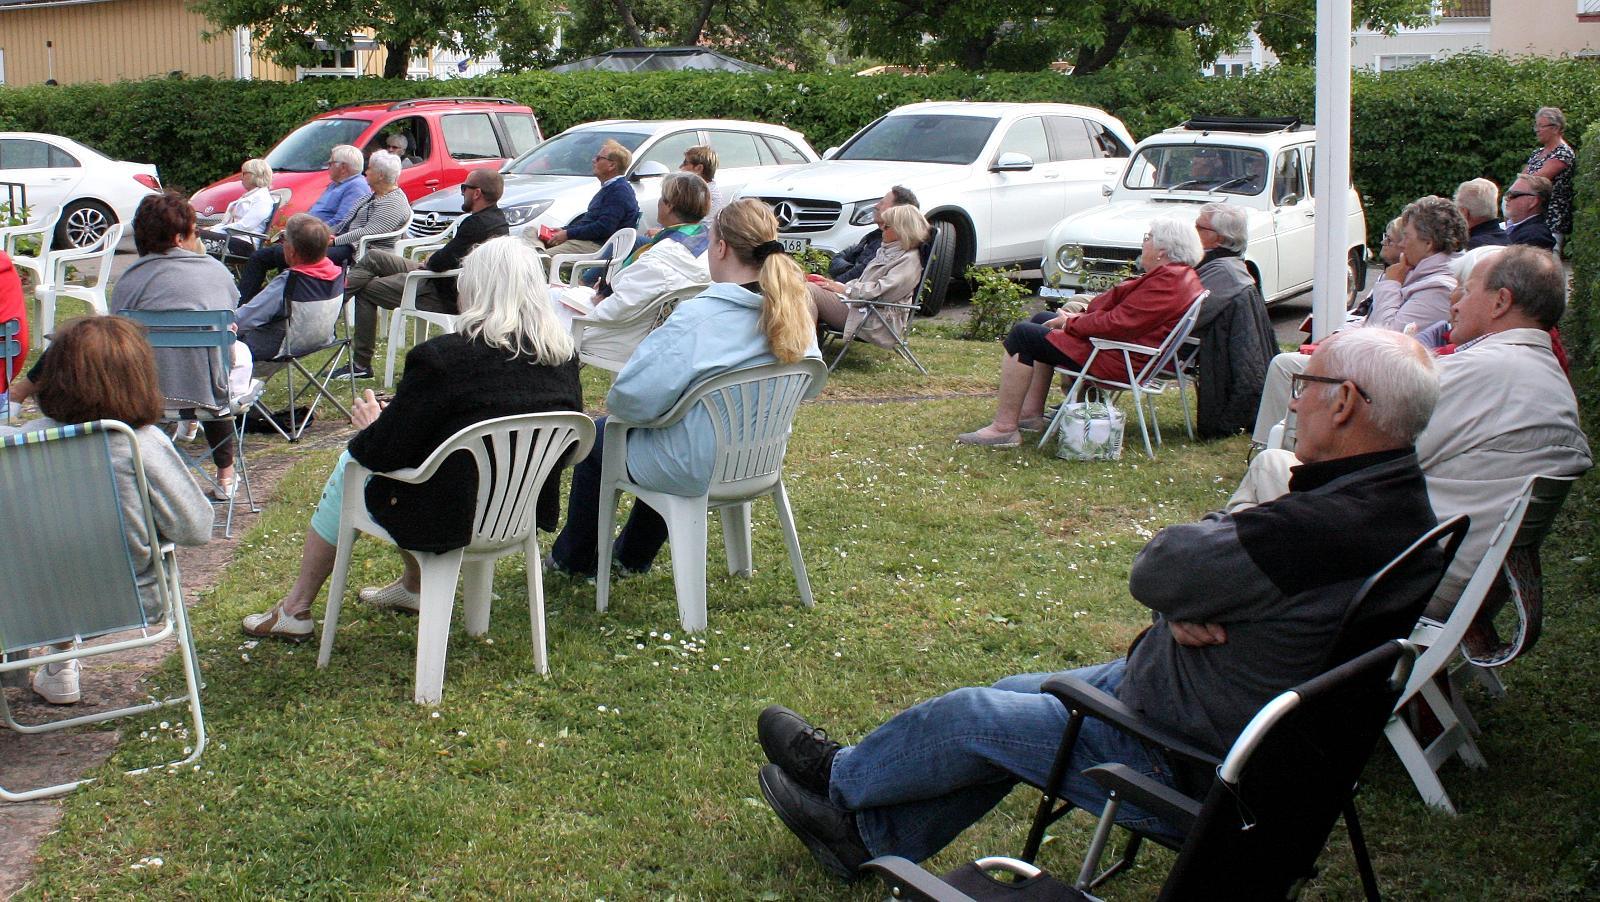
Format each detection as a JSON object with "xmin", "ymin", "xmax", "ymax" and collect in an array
[
  {"xmin": 188, "ymin": 0, "xmax": 548, "ymax": 79},
  {"xmin": 828, "ymin": 0, "xmax": 1433, "ymax": 74},
  {"xmin": 546, "ymin": 0, "xmax": 840, "ymax": 70}
]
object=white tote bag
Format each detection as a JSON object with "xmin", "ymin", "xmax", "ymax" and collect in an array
[{"xmin": 1055, "ymin": 401, "xmax": 1125, "ymax": 461}]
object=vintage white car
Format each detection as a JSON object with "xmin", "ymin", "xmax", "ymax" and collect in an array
[{"xmin": 1040, "ymin": 117, "xmax": 1367, "ymax": 305}]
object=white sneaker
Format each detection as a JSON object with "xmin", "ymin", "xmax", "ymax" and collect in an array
[
  {"xmin": 360, "ymin": 581, "xmax": 421, "ymax": 613},
  {"xmin": 176, "ymin": 421, "xmax": 200, "ymax": 443},
  {"xmin": 32, "ymin": 659, "xmax": 81, "ymax": 705}
]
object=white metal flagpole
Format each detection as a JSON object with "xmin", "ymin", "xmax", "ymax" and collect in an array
[{"xmin": 1312, "ymin": 0, "xmax": 1353, "ymax": 341}]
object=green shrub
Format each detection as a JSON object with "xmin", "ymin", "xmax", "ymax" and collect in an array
[
  {"xmin": 963, "ymin": 266, "xmax": 1031, "ymax": 342},
  {"xmin": 790, "ymin": 246, "xmax": 832, "ymax": 276},
  {"xmin": 1568, "ymin": 119, "xmax": 1600, "ymax": 416}
]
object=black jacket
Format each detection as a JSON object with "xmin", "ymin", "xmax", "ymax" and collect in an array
[
  {"xmin": 1192, "ymin": 252, "xmax": 1276, "ymax": 439},
  {"xmin": 1507, "ymin": 216, "xmax": 1555, "ymax": 250},
  {"xmin": 348, "ymin": 333, "xmax": 583, "ymax": 553},
  {"xmin": 428, "ymin": 206, "xmax": 510, "ymax": 307},
  {"xmin": 828, "ymin": 229, "xmax": 884, "ymax": 282},
  {"xmin": 1465, "ymin": 219, "xmax": 1508, "ymax": 250}
]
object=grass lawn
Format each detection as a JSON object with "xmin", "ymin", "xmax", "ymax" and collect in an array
[{"xmin": 13, "ymin": 313, "xmax": 1600, "ymax": 899}]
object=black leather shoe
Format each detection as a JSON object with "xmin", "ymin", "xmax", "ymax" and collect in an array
[
  {"xmin": 758, "ymin": 705, "xmax": 840, "ymax": 794},
  {"xmin": 758, "ymin": 764, "xmax": 868, "ymax": 882},
  {"xmin": 328, "ymin": 363, "xmax": 374, "ymax": 380}
]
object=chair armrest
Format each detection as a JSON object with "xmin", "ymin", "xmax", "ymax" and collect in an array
[
  {"xmin": 850, "ymin": 298, "xmax": 920, "ymax": 311},
  {"xmin": 1041, "ymin": 674, "xmax": 1222, "ymax": 768},
  {"xmin": 569, "ymin": 258, "xmax": 608, "ymax": 282},
  {"xmin": 227, "ymin": 227, "xmax": 271, "ymax": 243},
  {"xmin": 398, "ymin": 267, "xmax": 460, "ymax": 311},
  {"xmin": 861, "ymin": 856, "xmax": 982, "ymax": 902},
  {"xmin": 1087, "ymin": 337, "xmax": 1160, "ymax": 356},
  {"xmin": 355, "ymin": 227, "xmax": 408, "ymax": 260},
  {"xmin": 1083, "ymin": 763, "xmax": 1202, "ymax": 834}
]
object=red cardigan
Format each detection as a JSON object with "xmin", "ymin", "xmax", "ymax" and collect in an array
[
  {"xmin": 0, "ymin": 252, "xmax": 28, "ymax": 388},
  {"xmin": 1047, "ymin": 262, "xmax": 1203, "ymax": 382}
]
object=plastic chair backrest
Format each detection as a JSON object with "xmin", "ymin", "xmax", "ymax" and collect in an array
[
  {"xmin": 280, "ymin": 270, "xmax": 347, "ymax": 358},
  {"xmin": 1324, "ymin": 514, "xmax": 1467, "ymax": 669},
  {"xmin": 1160, "ymin": 640, "xmax": 1416, "ymax": 900},
  {"xmin": 648, "ymin": 283, "xmax": 711, "ymax": 331},
  {"xmin": 118, "ymin": 305, "xmax": 236, "ymax": 409},
  {"xmin": 664, "ymin": 359, "xmax": 828, "ymax": 501},
  {"xmin": 0, "ymin": 317, "xmax": 21, "ymax": 381},
  {"xmin": 1132, "ymin": 290, "xmax": 1208, "ymax": 384},
  {"xmin": 410, "ymin": 412, "xmax": 595, "ymax": 553},
  {"xmin": 56, "ymin": 222, "xmax": 123, "ymax": 290},
  {"xmin": 0, "ymin": 421, "xmax": 157, "ymax": 653}
]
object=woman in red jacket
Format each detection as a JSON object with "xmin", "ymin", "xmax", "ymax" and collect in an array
[
  {"xmin": 0, "ymin": 251, "xmax": 28, "ymax": 409},
  {"xmin": 958, "ymin": 217, "xmax": 1204, "ymax": 448}
]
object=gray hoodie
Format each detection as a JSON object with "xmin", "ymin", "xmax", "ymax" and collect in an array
[{"xmin": 110, "ymin": 248, "xmax": 240, "ymax": 411}]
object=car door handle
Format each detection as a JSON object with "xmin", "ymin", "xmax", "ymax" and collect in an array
[
  {"xmin": 1043, "ymin": 173, "xmax": 1060, "ymax": 180},
  {"xmin": 425, "ymin": 179, "xmax": 440, "ymax": 187},
  {"xmin": 50, "ymin": 176, "xmax": 72, "ymax": 182}
]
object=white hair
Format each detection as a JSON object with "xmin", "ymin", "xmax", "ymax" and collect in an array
[
  {"xmin": 329, "ymin": 144, "xmax": 363, "ymax": 170},
  {"xmin": 1450, "ymin": 244, "xmax": 1505, "ymax": 285},
  {"xmin": 366, "ymin": 150, "xmax": 402, "ymax": 186},
  {"xmin": 240, "ymin": 158, "xmax": 273, "ymax": 190},
  {"xmin": 1315, "ymin": 329, "xmax": 1438, "ymax": 443},
  {"xmin": 1197, "ymin": 202, "xmax": 1248, "ymax": 252},
  {"xmin": 1453, "ymin": 178, "xmax": 1499, "ymax": 221},
  {"xmin": 454, "ymin": 236, "xmax": 574, "ymax": 363},
  {"xmin": 1147, "ymin": 216, "xmax": 1204, "ymax": 268}
]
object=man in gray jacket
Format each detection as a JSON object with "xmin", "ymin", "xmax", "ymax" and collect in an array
[{"xmin": 757, "ymin": 327, "xmax": 1444, "ymax": 881}]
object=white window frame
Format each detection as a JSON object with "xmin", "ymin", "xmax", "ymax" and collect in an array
[{"xmin": 1374, "ymin": 53, "xmax": 1436, "ymax": 73}]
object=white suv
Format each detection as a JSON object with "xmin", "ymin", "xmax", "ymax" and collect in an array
[
  {"xmin": 1041, "ymin": 117, "xmax": 1368, "ymax": 306},
  {"xmin": 737, "ymin": 102, "xmax": 1134, "ymax": 314}
]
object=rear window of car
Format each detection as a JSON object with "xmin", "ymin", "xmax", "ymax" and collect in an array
[
  {"xmin": 763, "ymin": 136, "xmax": 809, "ymax": 164},
  {"xmin": 836, "ymin": 115, "xmax": 998, "ymax": 165},
  {"xmin": 500, "ymin": 114, "xmax": 542, "ymax": 157},
  {"xmin": 442, "ymin": 113, "xmax": 502, "ymax": 160}
]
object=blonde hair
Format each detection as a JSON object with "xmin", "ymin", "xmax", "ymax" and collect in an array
[
  {"xmin": 599, "ymin": 139, "xmax": 632, "ymax": 172},
  {"xmin": 454, "ymin": 236, "xmax": 574, "ymax": 363},
  {"xmin": 241, "ymin": 158, "xmax": 273, "ymax": 190},
  {"xmin": 878, "ymin": 204, "xmax": 930, "ymax": 250},
  {"xmin": 715, "ymin": 199, "xmax": 811, "ymax": 364}
]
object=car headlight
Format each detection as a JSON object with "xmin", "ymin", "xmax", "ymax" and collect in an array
[
  {"xmin": 848, "ymin": 199, "xmax": 878, "ymax": 227},
  {"xmin": 1055, "ymin": 244, "xmax": 1084, "ymax": 273},
  {"xmin": 503, "ymin": 200, "xmax": 555, "ymax": 227}
]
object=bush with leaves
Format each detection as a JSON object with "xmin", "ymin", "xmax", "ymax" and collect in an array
[
  {"xmin": 789, "ymin": 246, "xmax": 833, "ymax": 276},
  {"xmin": 963, "ymin": 266, "xmax": 1032, "ymax": 342},
  {"xmin": 1568, "ymin": 119, "xmax": 1600, "ymax": 417}
]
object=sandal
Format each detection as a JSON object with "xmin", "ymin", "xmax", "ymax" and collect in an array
[{"xmin": 242, "ymin": 603, "xmax": 314, "ymax": 641}]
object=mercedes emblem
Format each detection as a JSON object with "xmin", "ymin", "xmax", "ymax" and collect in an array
[{"xmin": 772, "ymin": 201, "xmax": 798, "ymax": 230}]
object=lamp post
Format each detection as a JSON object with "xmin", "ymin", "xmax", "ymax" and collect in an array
[{"xmin": 1312, "ymin": 0, "xmax": 1353, "ymax": 341}]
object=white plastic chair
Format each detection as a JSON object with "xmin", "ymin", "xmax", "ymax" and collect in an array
[
  {"xmin": 549, "ymin": 228, "xmax": 636, "ymax": 287},
  {"xmin": 595, "ymin": 358, "xmax": 829, "ymax": 633},
  {"xmin": 382, "ymin": 268, "xmax": 462, "ymax": 388},
  {"xmin": 33, "ymin": 222, "xmax": 123, "ymax": 348},
  {"xmin": 317, "ymin": 412, "xmax": 595, "ymax": 704},
  {"xmin": 1385, "ymin": 475, "xmax": 1576, "ymax": 813},
  {"xmin": 570, "ymin": 282, "xmax": 708, "ymax": 372},
  {"xmin": 353, "ymin": 209, "xmax": 416, "ymax": 261},
  {"xmin": 0, "ymin": 420, "xmax": 207, "ymax": 801},
  {"xmin": 1, "ymin": 205, "xmax": 63, "ymax": 289},
  {"xmin": 394, "ymin": 216, "xmax": 462, "ymax": 261},
  {"xmin": 1038, "ymin": 290, "xmax": 1209, "ymax": 459}
]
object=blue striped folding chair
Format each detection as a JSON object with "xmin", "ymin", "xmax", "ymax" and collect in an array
[{"xmin": 0, "ymin": 318, "xmax": 20, "ymax": 425}]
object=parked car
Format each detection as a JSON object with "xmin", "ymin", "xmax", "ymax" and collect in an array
[
  {"xmin": 0, "ymin": 132, "xmax": 160, "ymax": 248},
  {"xmin": 404, "ymin": 119, "xmax": 819, "ymax": 239},
  {"xmin": 1041, "ymin": 117, "xmax": 1368, "ymax": 306},
  {"xmin": 737, "ymin": 101, "xmax": 1135, "ymax": 315},
  {"xmin": 190, "ymin": 97, "xmax": 541, "ymax": 233}
]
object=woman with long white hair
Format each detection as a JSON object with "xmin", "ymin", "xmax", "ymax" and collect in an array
[{"xmin": 243, "ymin": 236, "xmax": 583, "ymax": 639}]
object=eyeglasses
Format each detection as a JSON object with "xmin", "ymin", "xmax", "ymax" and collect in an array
[
  {"xmin": 387, "ymin": 145, "xmax": 404, "ymax": 152},
  {"xmin": 462, "ymin": 184, "xmax": 482, "ymax": 193},
  {"xmin": 1194, "ymin": 223, "xmax": 1217, "ymax": 234},
  {"xmin": 1535, "ymin": 122, "xmax": 1557, "ymax": 130},
  {"xmin": 1291, "ymin": 373, "xmax": 1373, "ymax": 404}
]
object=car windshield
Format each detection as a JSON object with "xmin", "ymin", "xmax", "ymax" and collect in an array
[
  {"xmin": 836, "ymin": 115, "xmax": 998, "ymax": 165},
  {"xmin": 504, "ymin": 130, "xmax": 650, "ymax": 177},
  {"xmin": 265, "ymin": 118, "xmax": 373, "ymax": 172},
  {"xmin": 1122, "ymin": 145, "xmax": 1269, "ymax": 196}
]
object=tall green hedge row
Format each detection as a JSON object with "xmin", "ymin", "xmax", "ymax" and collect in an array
[
  {"xmin": 0, "ymin": 54, "xmax": 1594, "ymax": 238},
  {"xmin": 1568, "ymin": 120, "xmax": 1600, "ymax": 418}
]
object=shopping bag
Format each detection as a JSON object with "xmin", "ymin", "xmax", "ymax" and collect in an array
[{"xmin": 1055, "ymin": 401, "xmax": 1125, "ymax": 461}]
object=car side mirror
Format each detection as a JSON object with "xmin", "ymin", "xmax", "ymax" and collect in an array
[
  {"xmin": 1101, "ymin": 183, "xmax": 1113, "ymax": 197},
  {"xmin": 823, "ymin": 146, "xmax": 840, "ymax": 160},
  {"xmin": 630, "ymin": 161, "xmax": 671, "ymax": 181},
  {"xmin": 991, "ymin": 152, "xmax": 1034, "ymax": 173},
  {"xmin": 1276, "ymin": 192, "xmax": 1300, "ymax": 207}
]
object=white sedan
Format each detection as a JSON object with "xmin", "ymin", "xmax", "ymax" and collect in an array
[{"xmin": 0, "ymin": 132, "xmax": 161, "ymax": 248}]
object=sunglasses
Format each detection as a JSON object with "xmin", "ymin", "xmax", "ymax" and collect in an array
[{"xmin": 1505, "ymin": 190, "xmax": 1538, "ymax": 199}]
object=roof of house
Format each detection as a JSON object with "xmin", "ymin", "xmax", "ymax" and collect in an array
[{"xmin": 550, "ymin": 46, "xmax": 769, "ymax": 74}]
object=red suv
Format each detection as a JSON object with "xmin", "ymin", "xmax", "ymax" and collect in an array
[{"xmin": 190, "ymin": 97, "xmax": 541, "ymax": 232}]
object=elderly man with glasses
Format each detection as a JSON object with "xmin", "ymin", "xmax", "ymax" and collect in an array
[
  {"xmin": 1504, "ymin": 175, "xmax": 1556, "ymax": 251},
  {"xmin": 336, "ymin": 170, "xmax": 510, "ymax": 380},
  {"xmin": 305, "ymin": 144, "xmax": 373, "ymax": 227},
  {"xmin": 531, "ymin": 138, "xmax": 640, "ymax": 265}
]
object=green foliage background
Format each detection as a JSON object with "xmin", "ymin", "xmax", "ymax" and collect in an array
[{"xmin": 1569, "ymin": 119, "xmax": 1600, "ymax": 422}]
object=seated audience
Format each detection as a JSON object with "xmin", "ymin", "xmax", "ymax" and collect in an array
[
  {"xmin": 828, "ymin": 187, "xmax": 919, "ymax": 283},
  {"xmin": 241, "ymin": 237, "xmax": 583, "ymax": 639},
  {"xmin": 239, "ymin": 150, "xmax": 410, "ymax": 302},
  {"xmin": 235, "ymin": 214, "xmax": 347, "ymax": 363},
  {"xmin": 1189, "ymin": 203, "xmax": 1276, "ymax": 439},
  {"xmin": 3, "ymin": 317, "xmax": 211, "ymax": 704},
  {"xmin": 531, "ymin": 139, "xmax": 640, "ymax": 264},
  {"xmin": 547, "ymin": 199, "xmax": 819, "ymax": 579},
  {"xmin": 956, "ymin": 217, "xmax": 1204, "ymax": 448},
  {"xmin": 1505, "ymin": 175, "xmax": 1557, "ymax": 250},
  {"xmin": 112, "ymin": 192, "xmax": 251, "ymax": 500},
  {"xmin": 1231, "ymin": 245, "xmax": 1590, "ymax": 618},
  {"xmin": 0, "ymin": 250, "xmax": 26, "ymax": 415},
  {"xmin": 756, "ymin": 327, "xmax": 1444, "ymax": 880},
  {"xmin": 807, "ymin": 204, "xmax": 930, "ymax": 348},
  {"xmin": 338, "ymin": 169, "xmax": 509, "ymax": 379},
  {"xmin": 680, "ymin": 145, "xmax": 726, "ymax": 222},
  {"xmin": 385, "ymin": 132, "xmax": 421, "ymax": 167},
  {"xmin": 200, "ymin": 158, "xmax": 276, "ymax": 258},
  {"xmin": 555, "ymin": 172, "xmax": 712, "ymax": 361},
  {"xmin": 1456, "ymin": 178, "xmax": 1507, "ymax": 250},
  {"xmin": 305, "ymin": 144, "xmax": 372, "ymax": 227}
]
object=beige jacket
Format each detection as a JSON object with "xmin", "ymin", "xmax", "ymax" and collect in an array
[{"xmin": 840, "ymin": 243, "xmax": 923, "ymax": 348}]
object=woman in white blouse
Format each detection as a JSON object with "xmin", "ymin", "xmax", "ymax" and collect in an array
[{"xmin": 201, "ymin": 158, "xmax": 274, "ymax": 258}]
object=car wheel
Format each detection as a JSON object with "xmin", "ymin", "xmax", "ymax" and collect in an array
[
  {"xmin": 56, "ymin": 201, "xmax": 116, "ymax": 249},
  {"xmin": 917, "ymin": 221, "xmax": 959, "ymax": 317}
]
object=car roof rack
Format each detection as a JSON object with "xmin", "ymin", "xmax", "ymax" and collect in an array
[
  {"xmin": 1180, "ymin": 116, "xmax": 1306, "ymax": 134},
  {"xmin": 326, "ymin": 97, "xmax": 519, "ymax": 113}
]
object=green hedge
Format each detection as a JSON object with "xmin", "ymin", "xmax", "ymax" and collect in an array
[
  {"xmin": 0, "ymin": 55, "xmax": 1594, "ymax": 239},
  {"xmin": 1568, "ymin": 119, "xmax": 1600, "ymax": 417}
]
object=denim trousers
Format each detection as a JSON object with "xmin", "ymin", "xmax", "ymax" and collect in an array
[
  {"xmin": 828, "ymin": 658, "xmax": 1179, "ymax": 863},
  {"xmin": 550, "ymin": 416, "xmax": 670, "ymax": 576}
]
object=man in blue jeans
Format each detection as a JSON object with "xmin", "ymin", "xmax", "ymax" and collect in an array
[{"xmin": 758, "ymin": 328, "xmax": 1447, "ymax": 881}]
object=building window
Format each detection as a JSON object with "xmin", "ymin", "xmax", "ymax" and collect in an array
[
  {"xmin": 1208, "ymin": 62, "xmax": 1246, "ymax": 77},
  {"xmin": 1580, "ymin": 0, "xmax": 1600, "ymax": 21},
  {"xmin": 1440, "ymin": 0, "xmax": 1490, "ymax": 16},
  {"xmin": 298, "ymin": 38, "xmax": 369, "ymax": 80},
  {"xmin": 1376, "ymin": 54, "xmax": 1435, "ymax": 72}
]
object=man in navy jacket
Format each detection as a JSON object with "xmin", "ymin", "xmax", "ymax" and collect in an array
[
  {"xmin": 1504, "ymin": 175, "xmax": 1556, "ymax": 250},
  {"xmin": 536, "ymin": 139, "xmax": 640, "ymax": 266}
]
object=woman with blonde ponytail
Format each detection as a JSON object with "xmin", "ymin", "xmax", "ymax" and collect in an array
[{"xmin": 550, "ymin": 199, "xmax": 822, "ymax": 578}]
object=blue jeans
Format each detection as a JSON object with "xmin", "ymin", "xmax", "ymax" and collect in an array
[
  {"xmin": 550, "ymin": 416, "xmax": 669, "ymax": 576},
  {"xmin": 829, "ymin": 659, "xmax": 1179, "ymax": 863}
]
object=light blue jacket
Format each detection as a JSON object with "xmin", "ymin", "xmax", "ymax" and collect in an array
[{"xmin": 607, "ymin": 282, "xmax": 819, "ymax": 496}]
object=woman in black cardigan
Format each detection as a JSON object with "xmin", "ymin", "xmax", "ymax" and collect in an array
[{"xmin": 244, "ymin": 236, "xmax": 583, "ymax": 640}]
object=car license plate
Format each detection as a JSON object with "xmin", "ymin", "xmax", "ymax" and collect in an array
[
  {"xmin": 1039, "ymin": 285, "xmax": 1074, "ymax": 299},
  {"xmin": 1083, "ymin": 273, "xmax": 1121, "ymax": 293},
  {"xmin": 780, "ymin": 237, "xmax": 809, "ymax": 252}
]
